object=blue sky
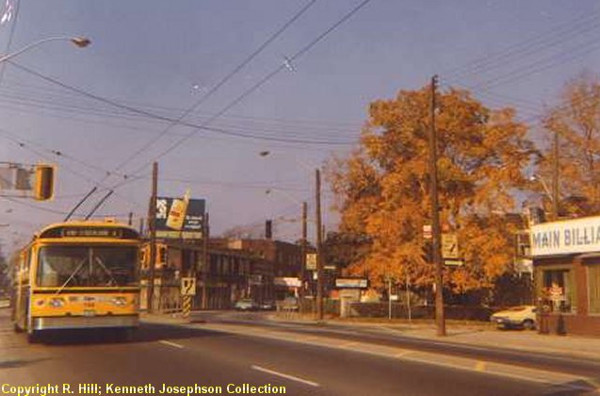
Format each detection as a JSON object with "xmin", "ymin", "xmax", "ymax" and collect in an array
[{"xmin": 1, "ymin": 0, "xmax": 599, "ymax": 251}]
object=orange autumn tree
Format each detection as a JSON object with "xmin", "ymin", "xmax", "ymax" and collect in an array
[
  {"xmin": 328, "ymin": 85, "xmax": 534, "ymax": 295},
  {"xmin": 537, "ymin": 73, "xmax": 600, "ymax": 217}
]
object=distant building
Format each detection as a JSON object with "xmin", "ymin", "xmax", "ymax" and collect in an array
[{"xmin": 140, "ymin": 237, "xmax": 312, "ymax": 311}]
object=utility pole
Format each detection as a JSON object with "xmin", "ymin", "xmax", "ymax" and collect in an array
[
  {"xmin": 315, "ymin": 168, "xmax": 324, "ymax": 321},
  {"xmin": 429, "ymin": 75, "xmax": 446, "ymax": 336},
  {"xmin": 552, "ymin": 130, "xmax": 559, "ymax": 220},
  {"xmin": 300, "ymin": 201, "xmax": 307, "ymax": 312},
  {"xmin": 128, "ymin": 212, "xmax": 133, "ymax": 226},
  {"xmin": 147, "ymin": 162, "xmax": 158, "ymax": 313},
  {"xmin": 201, "ymin": 212, "xmax": 210, "ymax": 309},
  {"xmin": 202, "ymin": 212, "xmax": 209, "ymax": 309}
]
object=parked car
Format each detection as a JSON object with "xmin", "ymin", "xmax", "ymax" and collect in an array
[
  {"xmin": 490, "ymin": 305, "xmax": 537, "ymax": 330},
  {"xmin": 259, "ymin": 300, "xmax": 275, "ymax": 311},
  {"xmin": 234, "ymin": 299, "xmax": 258, "ymax": 311}
]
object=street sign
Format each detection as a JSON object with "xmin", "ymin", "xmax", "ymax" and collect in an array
[
  {"xmin": 442, "ymin": 233, "xmax": 459, "ymax": 259},
  {"xmin": 181, "ymin": 277, "xmax": 196, "ymax": 296},
  {"xmin": 306, "ymin": 253, "xmax": 317, "ymax": 270},
  {"xmin": 335, "ymin": 278, "xmax": 368, "ymax": 289},
  {"xmin": 423, "ymin": 225, "xmax": 432, "ymax": 240},
  {"xmin": 444, "ymin": 259, "xmax": 464, "ymax": 266},
  {"xmin": 549, "ymin": 285, "xmax": 564, "ymax": 302}
]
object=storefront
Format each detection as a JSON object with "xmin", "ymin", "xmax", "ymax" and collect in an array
[{"xmin": 530, "ymin": 216, "xmax": 600, "ymax": 336}]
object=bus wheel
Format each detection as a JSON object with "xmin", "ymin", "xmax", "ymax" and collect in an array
[
  {"xmin": 117, "ymin": 328, "xmax": 135, "ymax": 342},
  {"xmin": 27, "ymin": 330, "xmax": 41, "ymax": 344}
]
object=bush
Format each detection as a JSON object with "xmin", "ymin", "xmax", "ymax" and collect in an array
[{"xmin": 348, "ymin": 302, "xmax": 493, "ymax": 321}]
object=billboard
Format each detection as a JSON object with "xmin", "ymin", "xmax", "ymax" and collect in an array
[
  {"xmin": 335, "ymin": 278, "xmax": 368, "ymax": 289},
  {"xmin": 530, "ymin": 215, "xmax": 600, "ymax": 257},
  {"xmin": 155, "ymin": 196, "xmax": 205, "ymax": 240}
]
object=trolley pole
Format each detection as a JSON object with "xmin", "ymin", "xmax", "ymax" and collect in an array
[
  {"xmin": 147, "ymin": 162, "xmax": 158, "ymax": 313},
  {"xmin": 429, "ymin": 76, "xmax": 446, "ymax": 336}
]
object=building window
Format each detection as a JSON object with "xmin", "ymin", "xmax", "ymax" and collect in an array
[
  {"xmin": 588, "ymin": 264, "xmax": 600, "ymax": 314},
  {"xmin": 540, "ymin": 269, "xmax": 574, "ymax": 313}
]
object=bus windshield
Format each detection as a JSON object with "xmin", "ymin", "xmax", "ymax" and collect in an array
[{"xmin": 37, "ymin": 245, "xmax": 137, "ymax": 287}]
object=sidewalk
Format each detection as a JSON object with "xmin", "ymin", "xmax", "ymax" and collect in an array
[{"xmin": 267, "ymin": 313, "xmax": 600, "ymax": 362}]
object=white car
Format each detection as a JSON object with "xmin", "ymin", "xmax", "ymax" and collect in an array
[{"xmin": 490, "ymin": 305, "xmax": 537, "ymax": 330}]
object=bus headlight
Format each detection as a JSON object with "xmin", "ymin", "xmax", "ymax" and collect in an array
[
  {"xmin": 111, "ymin": 297, "xmax": 128, "ymax": 307},
  {"xmin": 49, "ymin": 297, "xmax": 66, "ymax": 308}
]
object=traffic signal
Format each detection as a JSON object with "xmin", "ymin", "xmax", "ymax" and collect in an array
[{"xmin": 34, "ymin": 164, "xmax": 55, "ymax": 201}]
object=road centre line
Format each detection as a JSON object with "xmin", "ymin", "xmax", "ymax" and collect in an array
[
  {"xmin": 159, "ymin": 340, "xmax": 184, "ymax": 349},
  {"xmin": 475, "ymin": 361, "xmax": 486, "ymax": 372},
  {"xmin": 251, "ymin": 365, "xmax": 320, "ymax": 387}
]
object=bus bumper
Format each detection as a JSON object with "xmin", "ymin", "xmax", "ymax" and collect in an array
[{"xmin": 32, "ymin": 315, "xmax": 139, "ymax": 330}]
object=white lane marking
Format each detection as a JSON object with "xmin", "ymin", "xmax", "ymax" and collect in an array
[
  {"xmin": 159, "ymin": 340, "xmax": 184, "ymax": 349},
  {"xmin": 251, "ymin": 365, "xmax": 320, "ymax": 387}
]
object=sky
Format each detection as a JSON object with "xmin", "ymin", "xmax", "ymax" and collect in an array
[{"xmin": 0, "ymin": 0, "xmax": 599, "ymax": 253}]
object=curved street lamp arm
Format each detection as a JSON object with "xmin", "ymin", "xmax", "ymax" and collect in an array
[{"xmin": 0, "ymin": 36, "xmax": 90, "ymax": 64}]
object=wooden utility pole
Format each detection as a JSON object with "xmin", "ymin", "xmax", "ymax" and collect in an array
[
  {"xmin": 201, "ymin": 212, "xmax": 209, "ymax": 309},
  {"xmin": 300, "ymin": 201, "xmax": 307, "ymax": 312},
  {"xmin": 428, "ymin": 76, "xmax": 446, "ymax": 336},
  {"xmin": 315, "ymin": 169, "xmax": 324, "ymax": 321},
  {"xmin": 147, "ymin": 162, "xmax": 158, "ymax": 313},
  {"xmin": 552, "ymin": 130, "xmax": 559, "ymax": 220}
]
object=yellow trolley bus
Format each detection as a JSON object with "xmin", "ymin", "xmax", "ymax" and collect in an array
[{"xmin": 11, "ymin": 220, "xmax": 141, "ymax": 342}]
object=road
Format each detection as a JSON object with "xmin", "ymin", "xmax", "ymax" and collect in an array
[
  {"xmin": 203, "ymin": 311, "xmax": 600, "ymax": 378},
  {"xmin": 0, "ymin": 309, "xmax": 597, "ymax": 396}
]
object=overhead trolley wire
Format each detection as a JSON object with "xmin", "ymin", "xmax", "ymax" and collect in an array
[{"xmin": 112, "ymin": 0, "xmax": 374, "ymax": 190}]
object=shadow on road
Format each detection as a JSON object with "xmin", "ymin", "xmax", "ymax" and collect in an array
[
  {"xmin": 38, "ymin": 322, "xmax": 229, "ymax": 346},
  {"xmin": 0, "ymin": 358, "xmax": 51, "ymax": 369}
]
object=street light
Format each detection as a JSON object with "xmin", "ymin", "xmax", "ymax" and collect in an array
[
  {"xmin": 0, "ymin": 36, "xmax": 90, "ymax": 63},
  {"xmin": 260, "ymin": 151, "xmax": 323, "ymax": 318}
]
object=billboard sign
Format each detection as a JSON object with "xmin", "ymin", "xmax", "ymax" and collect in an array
[
  {"xmin": 274, "ymin": 277, "xmax": 302, "ymax": 288},
  {"xmin": 156, "ymin": 196, "xmax": 205, "ymax": 239},
  {"xmin": 335, "ymin": 278, "xmax": 368, "ymax": 289}
]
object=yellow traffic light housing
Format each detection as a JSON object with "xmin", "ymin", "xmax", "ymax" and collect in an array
[{"xmin": 34, "ymin": 164, "xmax": 55, "ymax": 201}]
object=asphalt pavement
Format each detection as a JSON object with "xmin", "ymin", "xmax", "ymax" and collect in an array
[{"xmin": 1, "ymin": 308, "xmax": 599, "ymax": 395}]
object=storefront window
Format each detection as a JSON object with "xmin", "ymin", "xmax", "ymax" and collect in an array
[
  {"xmin": 588, "ymin": 264, "xmax": 600, "ymax": 314},
  {"xmin": 541, "ymin": 269, "xmax": 574, "ymax": 313}
]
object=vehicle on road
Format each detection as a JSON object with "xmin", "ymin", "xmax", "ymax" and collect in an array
[
  {"xmin": 234, "ymin": 299, "xmax": 258, "ymax": 311},
  {"xmin": 258, "ymin": 300, "xmax": 275, "ymax": 311},
  {"xmin": 11, "ymin": 220, "xmax": 141, "ymax": 342},
  {"xmin": 490, "ymin": 305, "xmax": 537, "ymax": 330}
]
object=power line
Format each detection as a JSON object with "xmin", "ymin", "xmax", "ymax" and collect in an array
[
  {"xmin": 110, "ymin": 0, "xmax": 319, "ymax": 175},
  {"xmin": 112, "ymin": 0, "xmax": 373, "ymax": 189},
  {"xmin": 8, "ymin": 61, "xmax": 355, "ymax": 146},
  {"xmin": 0, "ymin": 0, "xmax": 19, "ymax": 85},
  {"xmin": 443, "ymin": 8, "xmax": 600, "ymax": 81}
]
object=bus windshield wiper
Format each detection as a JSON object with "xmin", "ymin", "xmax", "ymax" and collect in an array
[{"xmin": 54, "ymin": 257, "xmax": 87, "ymax": 295}]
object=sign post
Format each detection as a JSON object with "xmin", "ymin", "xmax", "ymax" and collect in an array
[{"xmin": 181, "ymin": 277, "xmax": 196, "ymax": 319}]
